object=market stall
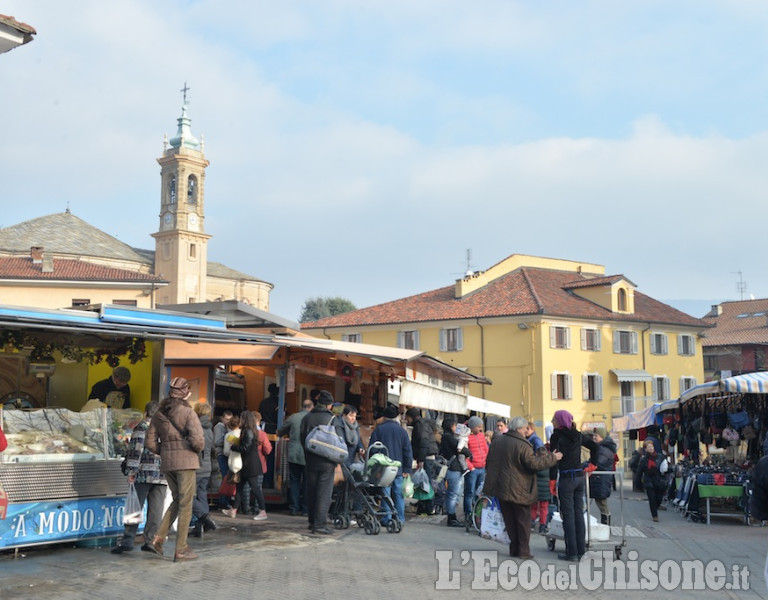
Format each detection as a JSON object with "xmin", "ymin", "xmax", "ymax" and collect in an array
[{"xmin": 0, "ymin": 303, "xmax": 276, "ymax": 550}]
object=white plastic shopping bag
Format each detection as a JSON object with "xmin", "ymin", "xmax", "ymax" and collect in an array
[
  {"xmin": 480, "ymin": 498, "xmax": 510, "ymax": 545},
  {"xmin": 123, "ymin": 482, "xmax": 143, "ymax": 525}
]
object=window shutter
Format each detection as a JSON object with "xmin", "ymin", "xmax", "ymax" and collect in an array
[
  {"xmin": 413, "ymin": 331, "xmax": 420, "ymax": 350},
  {"xmin": 652, "ymin": 378, "xmax": 658, "ymax": 401},
  {"xmin": 397, "ymin": 331, "xmax": 404, "ymax": 349},
  {"xmin": 613, "ymin": 331, "xmax": 620, "ymax": 353},
  {"xmin": 439, "ymin": 330, "xmax": 446, "ymax": 352},
  {"xmin": 679, "ymin": 377, "xmax": 685, "ymax": 395},
  {"xmin": 595, "ymin": 331, "xmax": 601, "ymax": 351},
  {"xmin": 566, "ymin": 375, "xmax": 573, "ymax": 399},
  {"xmin": 631, "ymin": 332, "xmax": 638, "ymax": 354},
  {"xmin": 456, "ymin": 328, "xmax": 463, "ymax": 351},
  {"xmin": 581, "ymin": 329, "xmax": 587, "ymax": 351},
  {"xmin": 596, "ymin": 374, "xmax": 603, "ymax": 400},
  {"xmin": 551, "ymin": 374, "xmax": 558, "ymax": 399},
  {"xmin": 565, "ymin": 327, "xmax": 571, "ymax": 349},
  {"xmin": 664, "ymin": 378, "xmax": 670, "ymax": 400},
  {"xmin": 662, "ymin": 334, "xmax": 668, "ymax": 355},
  {"xmin": 550, "ymin": 327, "xmax": 557, "ymax": 348},
  {"xmin": 582, "ymin": 374, "xmax": 589, "ymax": 399},
  {"xmin": 677, "ymin": 334, "xmax": 683, "ymax": 355}
]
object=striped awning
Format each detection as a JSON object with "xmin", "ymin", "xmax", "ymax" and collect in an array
[
  {"xmin": 611, "ymin": 369, "xmax": 652, "ymax": 382},
  {"xmin": 721, "ymin": 372, "xmax": 768, "ymax": 394},
  {"xmin": 680, "ymin": 381, "xmax": 719, "ymax": 403}
]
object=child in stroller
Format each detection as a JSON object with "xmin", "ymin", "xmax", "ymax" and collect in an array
[{"xmin": 330, "ymin": 441, "xmax": 404, "ymax": 535}]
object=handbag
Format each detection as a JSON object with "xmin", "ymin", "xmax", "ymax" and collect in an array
[
  {"xmin": 226, "ymin": 470, "xmax": 241, "ymax": 484},
  {"xmin": 123, "ymin": 482, "xmax": 143, "ymax": 525},
  {"xmin": 479, "ymin": 498, "xmax": 510, "ymax": 545},
  {"xmin": 304, "ymin": 415, "xmax": 347, "ymax": 464},
  {"xmin": 219, "ymin": 477, "xmax": 237, "ymax": 497},
  {"xmin": 228, "ymin": 450, "xmax": 243, "ymax": 474}
]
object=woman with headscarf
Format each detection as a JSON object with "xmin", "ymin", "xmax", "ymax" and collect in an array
[
  {"xmin": 548, "ymin": 409, "xmax": 598, "ymax": 563},
  {"xmin": 145, "ymin": 377, "xmax": 205, "ymax": 561}
]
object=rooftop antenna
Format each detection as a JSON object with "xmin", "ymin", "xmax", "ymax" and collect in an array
[
  {"xmin": 733, "ymin": 270, "xmax": 747, "ymax": 301},
  {"xmin": 450, "ymin": 248, "xmax": 478, "ymax": 279}
]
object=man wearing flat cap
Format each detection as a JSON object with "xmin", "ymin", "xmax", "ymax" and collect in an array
[{"xmin": 300, "ymin": 390, "xmax": 339, "ymax": 534}]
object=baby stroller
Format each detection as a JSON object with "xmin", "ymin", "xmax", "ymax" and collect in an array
[{"xmin": 333, "ymin": 441, "xmax": 403, "ymax": 535}]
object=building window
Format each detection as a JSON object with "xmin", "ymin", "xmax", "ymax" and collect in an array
[
  {"xmin": 679, "ymin": 376, "xmax": 697, "ymax": 394},
  {"xmin": 440, "ymin": 328, "xmax": 463, "ymax": 352},
  {"xmin": 703, "ymin": 354, "xmax": 719, "ymax": 371},
  {"xmin": 342, "ymin": 333, "xmax": 362, "ymax": 343},
  {"xmin": 189, "ymin": 243, "xmax": 197, "ymax": 259},
  {"xmin": 652, "ymin": 376, "xmax": 670, "ymax": 402},
  {"xmin": 397, "ymin": 330, "xmax": 420, "ymax": 350},
  {"xmin": 580, "ymin": 328, "xmax": 601, "ymax": 351},
  {"xmin": 169, "ymin": 175, "xmax": 176, "ymax": 203},
  {"xmin": 613, "ymin": 330, "xmax": 638, "ymax": 354},
  {"xmin": 549, "ymin": 326, "xmax": 571, "ymax": 349},
  {"xmin": 71, "ymin": 298, "xmax": 90, "ymax": 307},
  {"xmin": 112, "ymin": 299, "xmax": 137, "ymax": 306},
  {"xmin": 755, "ymin": 349, "xmax": 765, "ymax": 370},
  {"xmin": 582, "ymin": 373, "xmax": 603, "ymax": 401},
  {"xmin": 677, "ymin": 334, "xmax": 695, "ymax": 356},
  {"xmin": 551, "ymin": 372, "xmax": 573, "ymax": 400},
  {"xmin": 617, "ymin": 288, "xmax": 627, "ymax": 311},
  {"xmin": 650, "ymin": 333, "xmax": 668, "ymax": 355}
]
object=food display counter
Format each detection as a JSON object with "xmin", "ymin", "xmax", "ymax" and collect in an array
[{"xmin": 0, "ymin": 407, "xmax": 142, "ymax": 549}]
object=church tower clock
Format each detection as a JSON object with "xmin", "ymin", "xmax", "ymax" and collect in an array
[{"xmin": 152, "ymin": 84, "xmax": 212, "ymax": 305}]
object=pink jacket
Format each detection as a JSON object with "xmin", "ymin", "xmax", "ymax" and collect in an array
[{"xmin": 257, "ymin": 429, "xmax": 273, "ymax": 474}]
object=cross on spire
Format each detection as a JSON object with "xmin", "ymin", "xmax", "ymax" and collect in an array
[{"xmin": 180, "ymin": 82, "xmax": 190, "ymax": 103}]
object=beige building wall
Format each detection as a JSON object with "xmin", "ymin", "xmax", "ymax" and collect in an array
[{"xmin": 0, "ymin": 283, "xmax": 156, "ymax": 309}]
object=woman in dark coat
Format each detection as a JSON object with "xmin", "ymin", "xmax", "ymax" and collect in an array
[
  {"xmin": 638, "ymin": 440, "xmax": 667, "ymax": 522},
  {"xmin": 224, "ymin": 411, "xmax": 267, "ymax": 520},
  {"xmin": 549, "ymin": 409, "xmax": 598, "ymax": 563}
]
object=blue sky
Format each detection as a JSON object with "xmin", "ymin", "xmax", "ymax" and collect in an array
[{"xmin": 2, "ymin": 1, "xmax": 767, "ymax": 320}]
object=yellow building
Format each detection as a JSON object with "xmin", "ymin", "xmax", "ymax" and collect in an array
[
  {"xmin": 0, "ymin": 95, "xmax": 272, "ymax": 311},
  {"xmin": 303, "ymin": 254, "xmax": 709, "ymax": 458}
]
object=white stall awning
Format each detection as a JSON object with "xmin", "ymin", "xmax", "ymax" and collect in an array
[
  {"xmin": 398, "ymin": 380, "xmax": 468, "ymax": 415},
  {"xmin": 467, "ymin": 396, "xmax": 510, "ymax": 418}
]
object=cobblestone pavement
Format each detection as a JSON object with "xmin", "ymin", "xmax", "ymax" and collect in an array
[{"xmin": 1, "ymin": 484, "xmax": 766, "ymax": 600}]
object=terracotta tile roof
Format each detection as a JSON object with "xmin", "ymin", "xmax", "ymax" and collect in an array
[
  {"xmin": 562, "ymin": 274, "xmax": 633, "ymax": 289},
  {"xmin": 701, "ymin": 299, "xmax": 768, "ymax": 347},
  {"xmin": 0, "ymin": 14, "xmax": 36, "ymax": 35},
  {"xmin": 302, "ymin": 266, "xmax": 709, "ymax": 329},
  {"xmin": 0, "ymin": 256, "xmax": 165, "ymax": 283}
]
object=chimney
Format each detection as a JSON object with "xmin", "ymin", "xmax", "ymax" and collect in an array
[
  {"xmin": 711, "ymin": 304, "xmax": 722, "ymax": 316},
  {"xmin": 42, "ymin": 254, "xmax": 54, "ymax": 273},
  {"xmin": 30, "ymin": 246, "xmax": 44, "ymax": 263}
]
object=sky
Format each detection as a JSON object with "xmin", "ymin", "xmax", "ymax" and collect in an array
[{"xmin": 2, "ymin": 1, "xmax": 767, "ymax": 322}]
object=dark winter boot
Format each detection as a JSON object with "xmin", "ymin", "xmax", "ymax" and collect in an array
[
  {"xmin": 191, "ymin": 519, "xmax": 203, "ymax": 538},
  {"xmin": 600, "ymin": 513, "xmax": 611, "ymax": 526},
  {"xmin": 447, "ymin": 514, "xmax": 463, "ymax": 528},
  {"xmin": 202, "ymin": 514, "xmax": 217, "ymax": 532}
]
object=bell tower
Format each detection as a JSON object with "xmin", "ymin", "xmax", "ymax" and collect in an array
[{"xmin": 152, "ymin": 84, "xmax": 212, "ymax": 305}]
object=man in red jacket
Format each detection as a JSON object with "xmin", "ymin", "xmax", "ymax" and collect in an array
[{"xmin": 463, "ymin": 416, "xmax": 488, "ymax": 520}]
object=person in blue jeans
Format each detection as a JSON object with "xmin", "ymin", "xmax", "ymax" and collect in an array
[
  {"xmin": 369, "ymin": 404, "xmax": 413, "ymax": 524},
  {"xmin": 213, "ymin": 410, "xmax": 233, "ymax": 509},
  {"xmin": 463, "ymin": 416, "xmax": 488, "ymax": 519},
  {"xmin": 439, "ymin": 417, "xmax": 473, "ymax": 527}
]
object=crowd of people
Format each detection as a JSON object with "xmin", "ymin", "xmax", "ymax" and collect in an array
[{"xmin": 113, "ymin": 382, "xmax": 631, "ymax": 564}]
